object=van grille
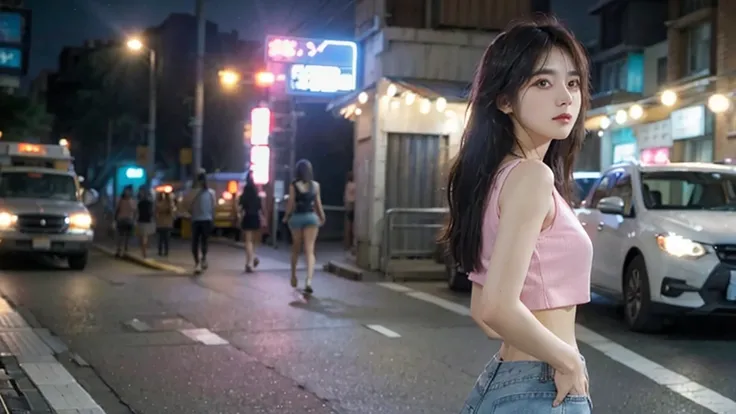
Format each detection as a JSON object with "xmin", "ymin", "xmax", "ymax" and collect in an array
[{"xmin": 17, "ymin": 214, "xmax": 67, "ymax": 234}]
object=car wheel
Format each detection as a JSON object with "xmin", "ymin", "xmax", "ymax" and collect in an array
[{"xmin": 623, "ymin": 254, "xmax": 663, "ymax": 333}]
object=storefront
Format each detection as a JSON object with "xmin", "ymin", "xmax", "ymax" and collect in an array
[
  {"xmin": 670, "ymin": 104, "xmax": 714, "ymax": 162},
  {"xmin": 610, "ymin": 127, "xmax": 637, "ymax": 164},
  {"xmin": 634, "ymin": 119, "xmax": 672, "ymax": 165}
]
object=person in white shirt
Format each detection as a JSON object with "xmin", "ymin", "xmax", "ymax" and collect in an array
[{"xmin": 184, "ymin": 171, "xmax": 216, "ymax": 274}]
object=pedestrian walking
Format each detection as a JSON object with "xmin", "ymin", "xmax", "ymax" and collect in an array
[
  {"xmin": 440, "ymin": 17, "xmax": 594, "ymax": 413},
  {"xmin": 155, "ymin": 191, "xmax": 175, "ymax": 256},
  {"xmin": 282, "ymin": 159, "xmax": 325, "ymax": 294},
  {"xmin": 239, "ymin": 171, "xmax": 263, "ymax": 272},
  {"xmin": 186, "ymin": 171, "xmax": 216, "ymax": 274}
]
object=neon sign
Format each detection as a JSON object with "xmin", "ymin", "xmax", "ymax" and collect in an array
[
  {"xmin": 125, "ymin": 167, "xmax": 144, "ymax": 179},
  {"xmin": 250, "ymin": 107, "xmax": 270, "ymax": 146},
  {"xmin": 250, "ymin": 146, "xmax": 270, "ymax": 185},
  {"xmin": 265, "ymin": 35, "xmax": 357, "ymax": 96}
]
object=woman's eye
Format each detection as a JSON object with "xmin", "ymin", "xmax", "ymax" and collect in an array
[
  {"xmin": 536, "ymin": 79, "xmax": 550, "ymax": 87},
  {"xmin": 568, "ymin": 79, "xmax": 581, "ymax": 88}
]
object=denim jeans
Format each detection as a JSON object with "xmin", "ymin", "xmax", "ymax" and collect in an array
[{"xmin": 461, "ymin": 354, "xmax": 593, "ymax": 413}]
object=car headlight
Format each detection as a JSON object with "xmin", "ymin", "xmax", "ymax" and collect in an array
[
  {"xmin": 656, "ymin": 234, "xmax": 707, "ymax": 258},
  {"xmin": 68, "ymin": 213, "xmax": 92, "ymax": 230},
  {"xmin": 0, "ymin": 212, "xmax": 17, "ymax": 229}
]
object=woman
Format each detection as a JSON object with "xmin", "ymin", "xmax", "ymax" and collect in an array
[
  {"xmin": 440, "ymin": 18, "xmax": 593, "ymax": 413},
  {"xmin": 136, "ymin": 186, "xmax": 155, "ymax": 259},
  {"xmin": 239, "ymin": 172, "xmax": 263, "ymax": 272},
  {"xmin": 344, "ymin": 171, "xmax": 355, "ymax": 252},
  {"xmin": 283, "ymin": 159, "xmax": 325, "ymax": 294},
  {"xmin": 155, "ymin": 192, "xmax": 175, "ymax": 256},
  {"xmin": 114, "ymin": 185, "xmax": 136, "ymax": 257},
  {"xmin": 188, "ymin": 171, "xmax": 216, "ymax": 274}
]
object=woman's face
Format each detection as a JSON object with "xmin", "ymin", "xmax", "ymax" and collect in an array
[{"xmin": 509, "ymin": 47, "xmax": 582, "ymax": 141}]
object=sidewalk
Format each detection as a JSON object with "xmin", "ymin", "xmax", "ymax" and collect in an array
[{"xmin": 93, "ymin": 232, "xmax": 352, "ymax": 275}]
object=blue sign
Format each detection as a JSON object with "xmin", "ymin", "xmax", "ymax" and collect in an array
[
  {"xmin": 0, "ymin": 12, "xmax": 23, "ymax": 43},
  {"xmin": 265, "ymin": 35, "xmax": 357, "ymax": 96},
  {"xmin": 0, "ymin": 47, "xmax": 21, "ymax": 70}
]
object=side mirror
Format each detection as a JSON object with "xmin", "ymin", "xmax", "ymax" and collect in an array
[
  {"xmin": 82, "ymin": 189, "xmax": 99, "ymax": 206},
  {"xmin": 597, "ymin": 196, "xmax": 625, "ymax": 215}
]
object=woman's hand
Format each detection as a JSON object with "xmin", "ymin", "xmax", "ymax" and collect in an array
[{"xmin": 553, "ymin": 357, "xmax": 588, "ymax": 407}]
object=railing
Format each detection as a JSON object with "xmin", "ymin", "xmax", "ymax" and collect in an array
[{"xmin": 381, "ymin": 207, "xmax": 449, "ymax": 276}]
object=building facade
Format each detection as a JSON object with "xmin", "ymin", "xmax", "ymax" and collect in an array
[
  {"xmin": 585, "ymin": 0, "xmax": 736, "ymax": 168},
  {"xmin": 331, "ymin": 0, "xmax": 550, "ymax": 271}
]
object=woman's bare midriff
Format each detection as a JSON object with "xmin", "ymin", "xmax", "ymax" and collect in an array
[{"xmin": 498, "ymin": 305, "xmax": 578, "ymax": 361}]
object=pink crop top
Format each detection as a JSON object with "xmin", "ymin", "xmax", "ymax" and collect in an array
[{"xmin": 467, "ymin": 159, "xmax": 592, "ymax": 311}]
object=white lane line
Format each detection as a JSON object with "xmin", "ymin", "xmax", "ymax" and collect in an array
[
  {"xmin": 0, "ymin": 297, "xmax": 105, "ymax": 413},
  {"xmin": 576, "ymin": 325, "xmax": 736, "ymax": 414},
  {"xmin": 378, "ymin": 283, "xmax": 736, "ymax": 414},
  {"xmin": 365, "ymin": 324, "xmax": 401, "ymax": 338},
  {"xmin": 376, "ymin": 282, "xmax": 414, "ymax": 293},
  {"xmin": 406, "ymin": 291, "xmax": 471, "ymax": 316},
  {"xmin": 179, "ymin": 328, "xmax": 229, "ymax": 345}
]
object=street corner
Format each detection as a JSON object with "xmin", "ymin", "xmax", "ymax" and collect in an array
[{"xmin": 91, "ymin": 243, "xmax": 188, "ymax": 275}]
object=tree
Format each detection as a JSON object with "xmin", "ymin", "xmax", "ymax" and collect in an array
[
  {"xmin": 0, "ymin": 92, "xmax": 54, "ymax": 142},
  {"xmin": 53, "ymin": 45, "xmax": 146, "ymax": 176}
]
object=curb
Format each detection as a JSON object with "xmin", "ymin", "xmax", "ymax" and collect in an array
[
  {"xmin": 323, "ymin": 260, "xmax": 364, "ymax": 281},
  {"xmin": 91, "ymin": 243, "xmax": 189, "ymax": 275}
]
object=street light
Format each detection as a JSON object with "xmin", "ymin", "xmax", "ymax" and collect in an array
[
  {"xmin": 58, "ymin": 138, "xmax": 69, "ymax": 148},
  {"xmin": 126, "ymin": 38, "xmax": 143, "ymax": 51},
  {"xmin": 126, "ymin": 36, "xmax": 157, "ymax": 184},
  {"xmin": 218, "ymin": 69, "xmax": 241, "ymax": 88}
]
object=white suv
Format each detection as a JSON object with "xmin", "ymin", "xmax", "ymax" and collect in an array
[{"xmin": 576, "ymin": 161, "xmax": 736, "ymax": 332}]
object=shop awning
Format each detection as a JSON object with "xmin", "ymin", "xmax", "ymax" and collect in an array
[
  {"xmin": 385, "ymin": 77, "xmax": 470, "ymax": 103},
  {"xmin": 326, "ymin": 77, "xmax": 471, "ymax": 114}
]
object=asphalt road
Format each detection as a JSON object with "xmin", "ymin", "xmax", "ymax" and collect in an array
[{"xmin": 0, "ymin": 247, "xmax": 733, "ymax": 413}]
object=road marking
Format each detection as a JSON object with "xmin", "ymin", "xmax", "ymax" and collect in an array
[
  {"xmin": 365, "ymin": 324, "xmax": 401, "ymax": 338},
  {"xmin": 378, "ymin": 283, "xmax": 736, "ymax": 414},
  {"xmin": 0, "ymin": 297, "xmax": 105, "ymax": 413},
  {"xmin": 576, "ymin": 325, "xmax": 736, "ymax": 414},
  {"xmin": 179, "ymin": 328, "xmax": 229, "ymax": 345},
  {"xmin": 376, "ymin": 282, "xmax": 414, "ymax": 293},
  {"xmin": 406, "ymin": 291, "xmax": 471, "ymax": 316}
]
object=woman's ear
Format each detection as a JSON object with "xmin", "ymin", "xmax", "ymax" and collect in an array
[{"xmin": 496, "ymin": 95, "xmax": 513, "ymax": 114}]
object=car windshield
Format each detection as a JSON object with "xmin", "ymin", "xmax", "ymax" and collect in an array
[
  {"xmin": 640, "ymin": 170, "xmax": 736, "ymax": 211},
  {"xmin": 574, "ymin": 177, "xmax": 599, "ymax": 202},
  {"xmin": 0, "ymin": 171, "xmax": 77, "ymax": 201}
]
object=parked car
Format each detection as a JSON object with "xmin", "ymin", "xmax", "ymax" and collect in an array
[{"xmin": 577, "ymin": 161, "xmax": 736, "ymax": 332}]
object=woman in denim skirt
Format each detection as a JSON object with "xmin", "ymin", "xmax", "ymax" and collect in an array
[{"xmin": 440, "ymin": 17, "xmax": 594, "ymax": 413}]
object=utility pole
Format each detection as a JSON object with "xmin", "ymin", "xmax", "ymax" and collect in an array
[
  {"xmin": 146, "ymin": 48, "xmax": 157, "ymax": 183},
  {"xmin": 192, "ymin": 0, "xmax": 205, "ymax": 175}
]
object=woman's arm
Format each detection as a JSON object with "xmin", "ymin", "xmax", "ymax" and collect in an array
[
  {"xmin": 314, "ymin": 182, "xmax": 326, "ymax": 223},
  {"xmin": 470, "ymin": 285, "xmax": 501, "ymax": 339},
  {"xmin": 283, "ymin": 184, "xmax": 295, "ymax": 221},
  {"xmin": 477, "ymin": 160, "xmax": 582, "ymax": 375}
]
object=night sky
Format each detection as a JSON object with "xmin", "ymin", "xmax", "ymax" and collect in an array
[{"xmin": 25, "ymin": 0, "xmax": 355, "ymax": 79}]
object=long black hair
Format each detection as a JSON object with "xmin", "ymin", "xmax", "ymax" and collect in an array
[
  {"xmin": 243, "ymin": 170, "xmax": 259, "ymax": 203},
  {"xmin": 440, "ymin": 17, "xmax": 591, "ymax": 274},
  {"xmin": 295, "ymin": 159, "xmax": 313, "ymax": 182}
]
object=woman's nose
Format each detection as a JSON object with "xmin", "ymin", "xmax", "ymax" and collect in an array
[{"xmin": 556, "ymin": 88, "xmax": 573, "ymax": 106}]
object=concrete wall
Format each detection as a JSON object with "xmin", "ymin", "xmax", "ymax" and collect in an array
[
  {"xmin": 354, "ymin": 78, "xmax": 467, "ymax": 269},
  {"xmin": 361, "ymin": 27, "xmax": 497, "ymax": 86},
  {"xmin": 643, "ymin": 41, "xmax": 668, "ymax": 96}
]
